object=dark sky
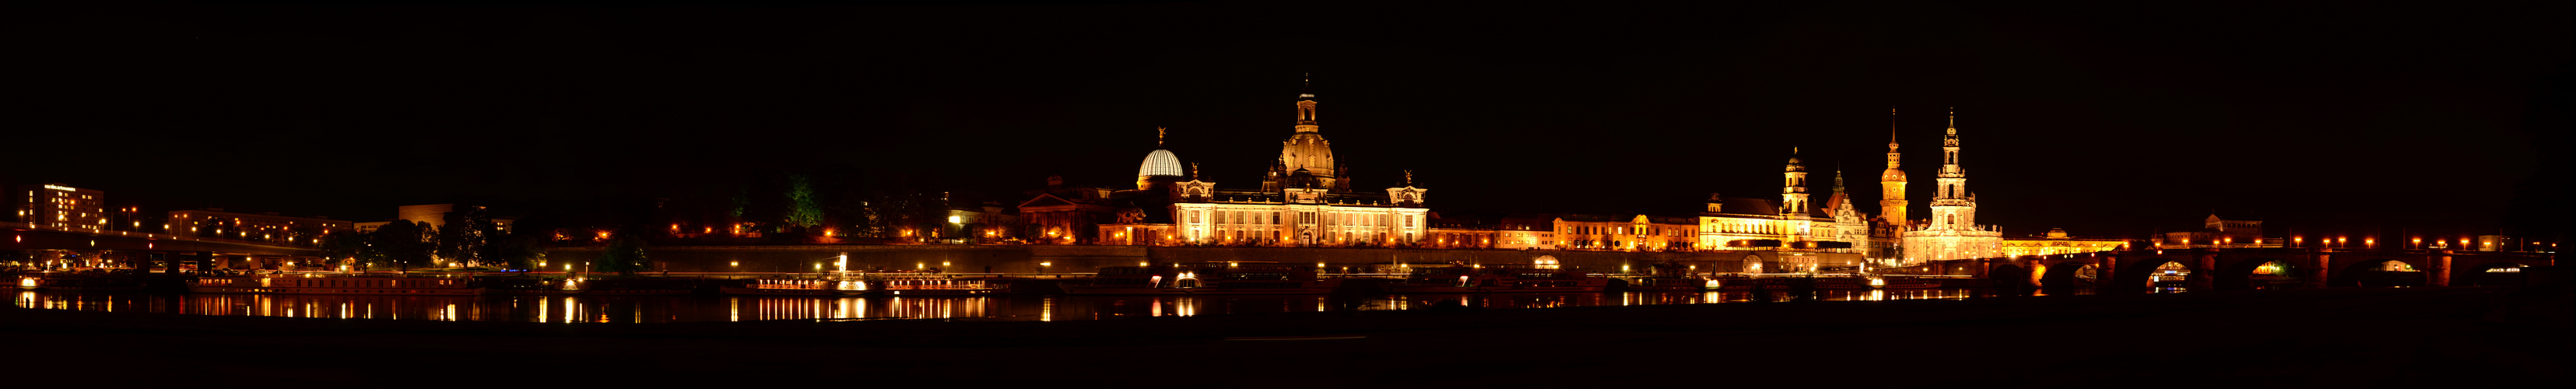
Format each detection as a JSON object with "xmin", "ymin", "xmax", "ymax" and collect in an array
[{"xmin": 12, "ymin": 2, "xmax": 2570, "ymax": 240}]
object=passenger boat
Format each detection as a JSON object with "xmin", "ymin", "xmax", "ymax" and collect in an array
[
  {"xmin": 719, "ymin": 279, "xmax": 862, "ymax": 296},
  {"xmin": 862, "ymin": 274, "xmax": 1009, "ymax": 296},
  {"xmin": 189, "ymin": 275, "xmax": 484, "ymax": 296},
  {"xmin": 1060, "ymin": 263, "xmax": 1343, "ymax": 295},
  {"xmin": 1382, "ymin": 265, "xmax": 1607, "ymax": 293},
  {"xmin": 16, "ymin": 273, "xmax": 146, "ymax": 291}
]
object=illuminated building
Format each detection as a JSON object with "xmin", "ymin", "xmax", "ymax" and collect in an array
[
  {"xmin": 1898, "ymin": 109, "xmax": 2003, "ymax": 264},
  {"xmin": 1691, "ymin": 152, "xmax": 1862, "ymax": 256},
  {"xmin": 1015, "ymin": 175, "xmax": 1118, "ymax": 244},
  {"xmin": 168, "ymin": 209, "xmax": 353, "ymax": 245},
  {"xmin": 14, "ymin": 184, "xmax": 107, "ymax": 232},
  {"xmin": 1876, "ymin": 109, "xmax": 1908, "ymax": 261},
  {"xmin": 1559, "ymin": 214, "xmax": 1699, "ymax": 251},
  {"xmin": 1999, "ymin": 228, "xmax": 2129, "ymax": 257},
  {"xmin": 2157, "ymin": 214, "xmax": 2280, "ymax": 248},
  {"xmin": 353, "ymin": 204, "xmax": 512, "ymax": 234},
  {"xmin": 1088, "ymin": 77, "xmax": 1432, "ymax": 247}
]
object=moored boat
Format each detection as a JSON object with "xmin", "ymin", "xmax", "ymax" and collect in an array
[
  {"xmin": 189, "ymin": 275, "xmax": 483, "ymax": 296},
  {"xmin": 17, "ymin": 273, "xmax": 146, "ymax": 292},
  {"xmin": 720, "ymin": 279, "xmax": 861, "ymax": 296},
  {"xmin": 862, "ymin": 274, "xmax": 1009, "ymax": 296}
]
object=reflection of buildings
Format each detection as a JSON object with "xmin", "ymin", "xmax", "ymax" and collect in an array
[
  {"xmin": 15, "ymin": 184, "xmax": 107, "ymax": 232},
  {"xmin": 1898, "ymin": 110, "xmax": 2003, "ymax": 264},
  {"xmin": 1083, "ymin": 79, "xmax": 1432, "ymax": 247}
]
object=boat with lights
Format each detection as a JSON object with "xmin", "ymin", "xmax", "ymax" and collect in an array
[
  {"xmin": 1060, "ymin": 263, "xmax": 1344, "ymax": 295},
  {"xmin": 1382, "ymin": 265, "xmax": 1607, "ymax": 293},
  {"xmin": 188, "ymin": 275, "xmax": 485, "ymax": 296},
  {"xmin": 15, "ymin": 273, "xmax": 146, "ymax": 291},
  {"xmin": 720, "ymin": 278, "xmax": 863, "ymax": 296}
]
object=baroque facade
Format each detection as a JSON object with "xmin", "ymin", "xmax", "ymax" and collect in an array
[
  {"xmin": 1090, "ymin": 79, "xmax": 1432, "ymax": 247},
  {"xmin": 1897, "ymin": 110, "xmax": 2005, "ymax": 264}
]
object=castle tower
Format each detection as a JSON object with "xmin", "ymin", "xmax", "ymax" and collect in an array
[
  {"xmin": 1879, "ymin": 108, "xmax": 1908, "ymax": 226},
  {"xmin": 1782, "ymin": 148, "xmax": 1809, "ymax": 216},
  {"xmin": 1928, "ymin": 108, "xmax": 1972, "ymax": 230},
  {"xmin": 1267, "ymin": 75, "xmax": 1339, "ymax": 192}
]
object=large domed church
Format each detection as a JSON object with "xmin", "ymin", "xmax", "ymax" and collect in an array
[{"xmin": 1020, "ymin": 77, "xmax": 1431, "ymax": 247}]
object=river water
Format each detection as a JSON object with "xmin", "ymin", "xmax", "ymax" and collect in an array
[{"xmin": 14, "ymin": 289, "xmax": 2037, "ymax": 323}]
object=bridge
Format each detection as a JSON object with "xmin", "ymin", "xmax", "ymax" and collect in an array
[
  {"xmin": 3, "ymin": 222, "xmax": 327, "ymax": 270},
  {"xmin": 1904, "ymin": 247, "xmax": 2557, "ymax": 294}
]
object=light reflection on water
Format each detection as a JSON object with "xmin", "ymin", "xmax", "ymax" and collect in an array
[{"xmin": 14, "ymin": 289, "xmax": 2027, "ymax": 323}]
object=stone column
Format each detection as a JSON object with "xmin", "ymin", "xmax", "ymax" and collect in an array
[
  {"xmin": 2308, "ymin": 251, "xmax": 2332, "ymax": 289},
  {"xmin": 2097, "ymin": 254, "xmax": 2119, "ymax": 294},
  {"xmin": 2190, "ymin": 251, "xmax": 2217, "ymax": 291},
  {"xmin": 2432, "ymin": 254, "xmax": 2452, "ymax": 287}
]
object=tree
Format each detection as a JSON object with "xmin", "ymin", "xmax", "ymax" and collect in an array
[
  {"xmin": 594, "ymin": 233, "xmax": 650, "ymax": 275},
  {"xmin": 372, "ymin": 221, "xmax": 437, "ymax": 272},
  {"xmin": 437, "ymin": 206, "xmax": 494, "ymax": 267},
  {"xmin": 784, "ymin": 173, "xmax": 825, "ymax": 230}
]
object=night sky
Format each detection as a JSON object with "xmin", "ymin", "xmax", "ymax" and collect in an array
[{"xmin": 12, "ymin": 2, "xmax": 2570, "ymax": 240}]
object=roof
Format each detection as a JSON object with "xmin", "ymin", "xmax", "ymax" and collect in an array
[
  {"xmin": 1711, "ymin": 197, "xmax": 1781, "ymax": 216},
  {"xmin": 1138, "ymin": 149, "xmax": 1184, "ymax": 177}
]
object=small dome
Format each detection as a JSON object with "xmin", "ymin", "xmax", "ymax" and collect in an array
[
  {"xmin": 1138, "ymin": 149, "xmax": 1184, "ymax": 178},
  {"xmin": 1881, "ymin": 167, "xmax": 1907, "ymax": 181}
]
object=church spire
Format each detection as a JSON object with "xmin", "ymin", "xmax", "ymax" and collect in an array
[
  {"xmin": 1295, "ymin": 74, "xmax": 1320, "ymax": 131},
  {"xmin": 1834, "ymin": 164, "xmax": 1846, "ymax": 194}
]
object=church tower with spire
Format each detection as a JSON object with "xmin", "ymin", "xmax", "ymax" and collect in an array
[
  {"xmin": 1879, "ymin": 108, "xmax": 1909, "ymax": 226},
  {"xmin": 1929, "ymin": 108, "xmax": 1972, "ymax": 230},
  {"xmin": 1781, "ymin": 148, "xmax": 1810, "ymax": 216},
  {"xmin": 1900, "ymin": 108, "xmax": 2003, "ymax": 263}
]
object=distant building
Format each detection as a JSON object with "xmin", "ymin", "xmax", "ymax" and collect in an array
[
  {"xmin": 167, "ymin": 209, "xmax": 353, "ymax": 246},
  {"xmin": 2158, "ymin": 214, "xmax": 2279, "ymax": 248},
  {"xmin": 1089, "ymin": 78, "xmax": 1432, "ymax": 247},
  {"xmin": 1999, "ymin": 228, "xmax": 2129, "ymax": 257},
  {"xmin": 353, "ymin": 204, "xmax": 512, "ymax": 235},
  {"xmin": 13, "ymin": 184, "xmax": 106, "ymax": 232},
  {"xmin": 1016, "ymin": 175, "xmax": 1119, "ymax": 244},
  {"xmin": 1899, "ymin": 110, "xmax": 2005, "ymax": 264}
]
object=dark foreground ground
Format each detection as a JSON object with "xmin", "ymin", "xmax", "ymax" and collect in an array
[{"xmin": 5, "ymin": 287, "xmax": 2567, "ymax": 387}]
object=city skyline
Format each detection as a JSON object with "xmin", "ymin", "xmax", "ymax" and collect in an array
[{"xmin": 11, "ymin": 2, "xmax": 2567, "ymax": 240}]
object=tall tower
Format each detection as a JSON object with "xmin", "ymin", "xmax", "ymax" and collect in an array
[
  {"xmin": 1879, "ymin": 108, "xmax": 1908, "ymax": 225},
  {"xmin": 1268, "ymin": 74, "xmax": 1339, "ymax": 192},
  {"xmin": 1928, "ymin": 108, "xmax": 1973, "ymax": 230},
  {"xmin": 1781, "ymin": 148, "xmax": 1809, "ymax": 216}
]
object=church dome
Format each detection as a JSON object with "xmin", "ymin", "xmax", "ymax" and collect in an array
[
  {"xmin": 1279, "ymin": 133, "xmax": 1335, "ymax": 177},
  {"xmin": 1138, "ymin": 149, "xmax": 1184, "ymax": 179},
  {"xmin": 1881, "ymin": 166, "xmax": 1907, "ymax": 181}
]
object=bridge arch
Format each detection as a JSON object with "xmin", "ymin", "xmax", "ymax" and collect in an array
[
  {"xmin": 1988, "ymin": 262, "xmax": 2034, "ymax": 294},
  {"xmin": 2114, "ymin": 258, "xmax": 2201, "ymax": 293},
  {"xmin": 2335, "ymin": 258, "xmax": 2427, "ymax": 288},
  {"xmin": 2038, "ymin": 261, "xmax": 2098, "ymax": 292},
  {"xmin": 2216, "ymin": 258, "xmax": 2301, "ymax": 291}
]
